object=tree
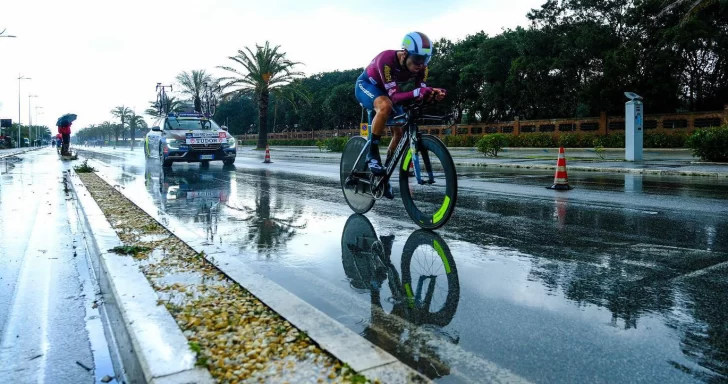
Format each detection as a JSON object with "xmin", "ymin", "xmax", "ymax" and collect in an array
[
  {"xmin": 145, "ymin": 96, "xmax": 184, "ymax": 117},
  {"xmin": 176, "ymin": 70, "xmax": 214, "ymax": 113},
  {"xmin": 111, "ymin": 106, "xmax": 132, "ymax": 147},
  {"xmin": 100, "ymin": 121, "xmax": 114, "ymax": 144},
  {"xmin": 324, "ymin": 84, "xmax": 359, "ymax": 132},
  {"xmin": 127, "ymin": 111, "xmax": 147, "ymax": 150},
  {"xmin": 219, "ymin": 41, "xmax": 304, "ymax": 149},
  {"xmin": 213, "ymin": 94, "xmax": 257, "ymax": 135},
  {"xmin": 661, "ymin": 0, "xmax": 724, "ymax": 20}
]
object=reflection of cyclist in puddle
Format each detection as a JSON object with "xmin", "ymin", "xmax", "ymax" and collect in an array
[{"xmin": 341, "ymin": 214, "xmax": 460, "ymax": 379}]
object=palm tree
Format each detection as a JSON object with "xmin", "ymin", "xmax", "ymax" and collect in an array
[
  {"xmin": 176, "ymin": 70, "xmax": 214, "ymax": 113},
  {"xmin": 219, "ymin": 41, "xmax": 304, "ymax": 149},
  {"xmin": 100, "ymin": 121, "xmax": 114, "ymax": 145},
  {"xmin": 111, "ymin": 106, "xmax": 132, "ymax": 147},
  {"xmin": 145, "ymin": 96, "xmax": 184, "ymax": 117},
  {"xmin": 127, "ymin": 112, "xmax": 147, "ymax": 150}
]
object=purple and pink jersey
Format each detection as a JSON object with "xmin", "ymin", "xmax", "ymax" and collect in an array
[{"xmin": 363, "ymin": 50, "xmax": 428, "ymax": 104}]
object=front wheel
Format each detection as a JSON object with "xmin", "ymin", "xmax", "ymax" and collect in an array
[
  {"xmin": 223, "ymin": 159, "xmax": 235, "ymax": 166},
  {"xmin": 399, "ymin": 135, "xmax": 457, "ymax": 230},
  {"xmin": 340, "ymin": 136, "xmax": 375, "ymax": 214}
]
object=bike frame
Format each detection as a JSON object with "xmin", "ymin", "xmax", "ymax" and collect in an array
[
  {"xmin": 156, "ymin": 83, "xmax": 173, "ymax": 114},
  {"xmin": 349, "ymin": 105, "xmax": 447, "ymax": 194}
]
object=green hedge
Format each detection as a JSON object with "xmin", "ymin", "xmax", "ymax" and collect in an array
[
  {"xmin": 240, "ymin": 131, "xmax": 690, "ymax": 149},
  {"xmin": 240, "ymin": 139, "xmax": 319, "ymax": 146},
  {"xmin": 477, "ymin": 134, "xmax": 510, "ymax": 157},
  {"xmin": 316, "ymin": 137, "xmax": 348, "ymax": 152},
  {"xmin": 687, "ymin": 126, "xmax": 728, "ymax": 162}
]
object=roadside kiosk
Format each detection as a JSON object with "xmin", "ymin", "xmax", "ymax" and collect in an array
[{"xmin": 624, "ymin": 92, "xmax": 643, "ymax": 162}]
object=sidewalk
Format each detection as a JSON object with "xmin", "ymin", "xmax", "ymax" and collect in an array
[{"xmin": 236, "ymin": 146, "xmax": 728, "ymax": 177}]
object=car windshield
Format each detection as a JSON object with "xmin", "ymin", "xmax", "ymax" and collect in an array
[{"xmin": 165, "ymin": 117, "xmax": 220, "ymax": 131}]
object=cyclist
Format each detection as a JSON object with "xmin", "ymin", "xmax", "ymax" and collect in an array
[{"xmin": 354, "ymin": 31, "xmax": 446, "ymax": 198}]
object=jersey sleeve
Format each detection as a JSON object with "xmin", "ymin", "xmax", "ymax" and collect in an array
[{"xmin": 389, "ymin": 67, "xmax": 429, "ymax": 104}]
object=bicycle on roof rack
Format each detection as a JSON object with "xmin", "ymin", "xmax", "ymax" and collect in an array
[
  {"xmin": 340, "ymin": 102, "xmax": 458, "ymax": 230},
  {"xmin": 156, "ymin": 83, "xmax": 173, "ymax": 115}
]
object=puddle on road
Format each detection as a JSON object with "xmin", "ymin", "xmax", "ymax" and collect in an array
[
  {"xmin": 78, "ymin": 153, "xmax": 728, "ymax": 384},
  {"xmin": 77, "ymin": 172, "xmax": 375, "ymax": 384}
]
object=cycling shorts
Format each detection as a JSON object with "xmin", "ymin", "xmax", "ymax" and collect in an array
[{"xmin": 354, "ymin": 72, "xmax": 404, "ymax": 118}]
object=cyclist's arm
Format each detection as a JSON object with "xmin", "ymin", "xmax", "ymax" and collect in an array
[{"xmin": 388, "ymin": 70, "xmax": 432, "ymax": 104}]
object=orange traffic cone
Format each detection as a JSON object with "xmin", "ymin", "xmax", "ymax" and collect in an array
[
  {"xmin": 408, "ymin": 160, "xmax": 415, "ymax": 176},
  {"xmin": 262, "ymin": 145, "xmax": 273, "ymax": 163},
  {"xmin": 547, "ymin": 147, "xmax": 572, "ymax": 190}
]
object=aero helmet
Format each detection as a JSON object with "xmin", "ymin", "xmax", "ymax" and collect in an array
[{"xmin": 401, "ymin": 32, "xmax": 433, "ymax": 65}]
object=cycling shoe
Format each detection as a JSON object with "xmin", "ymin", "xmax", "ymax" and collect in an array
[{"xmin": 367, "ymin": 158, "xmax": 386, "ymax": 176}]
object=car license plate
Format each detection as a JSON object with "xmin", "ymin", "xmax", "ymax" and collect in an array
[{"xmin": 200, "ymin": 154, "xmax": 214, "ymax": 160}]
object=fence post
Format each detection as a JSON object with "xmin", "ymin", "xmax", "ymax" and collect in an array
[
  {"xmin": 514, "ymin": 116, "xmax": 521, "ymax": 136},
  {"xmin": 724, "ymin": 104, "xmax": 728, "ymax": 125},
  {"xmin": 599, "ymin": 112, "xmax": 607, "ymax": 135}
]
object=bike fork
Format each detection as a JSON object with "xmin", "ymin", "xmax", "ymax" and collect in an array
[{"xmin": 410, "ymin": 138, "xmax": 435, "ymax": 185}]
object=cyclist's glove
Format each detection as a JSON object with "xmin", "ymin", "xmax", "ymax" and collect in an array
[{"xmin": 415, "ymin": 87, "xmax": 434, "ymax": 100}]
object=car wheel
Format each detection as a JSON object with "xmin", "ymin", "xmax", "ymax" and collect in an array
[{"xmin": 223, "ymin": 159, "xmax": 235, "ymax": 166}]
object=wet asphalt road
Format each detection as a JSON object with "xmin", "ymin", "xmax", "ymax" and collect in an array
[
  {"xmin": 0, "ymin": 150, "xmax": 114, "ymax": 383},
  {"xmin": 75, "ymin": 147, "xmax": 728, "ymax": 382}
]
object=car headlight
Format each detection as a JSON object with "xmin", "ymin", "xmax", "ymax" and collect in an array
[
  {"xmin": 166, "ymin": 139, "xmax": 183, "ymax": 149},
  {"xmin": 227, "ymin": 138, "xmax": 236, "ymax": 148}
]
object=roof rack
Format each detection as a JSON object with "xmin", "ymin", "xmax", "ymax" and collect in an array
[{"xmin": 167, "ymin": 112, "xmax": 212, "ymax": 118}]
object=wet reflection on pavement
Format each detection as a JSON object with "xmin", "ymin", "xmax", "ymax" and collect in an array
[{"xmin": 78, "ymin": 149, "xmax": 728, "ymax": 383}]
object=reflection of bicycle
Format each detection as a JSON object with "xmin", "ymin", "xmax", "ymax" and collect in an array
[
  {"xmin": 340, "ymin": 103, "xmax": 458, "ymax": 230},
  {"xmin": 341, "ymin": 214, "xmax": 460, "ymax": 378},
  {"xmin": 156, "ymin": 83, "xmax": 173, "ymax": 115}
]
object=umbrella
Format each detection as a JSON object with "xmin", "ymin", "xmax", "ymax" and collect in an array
[{"xmin": 56, "ymin": 113, "xmax": 77, "ymax": 126}]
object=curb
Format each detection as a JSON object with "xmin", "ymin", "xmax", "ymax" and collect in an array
[
  {"xmin": 86, "ymin": 167, "xmax": 430, "ymax": 383},
  {"xmin": 69, "ymin": 169, "xmax": 215, "ymax": 384},
  {"xmin": 0, "ymin": 147, "xmax": 42, "ymax": 159},
  {"xmin": 453, "ymin": 161, "xmax": 728, "ymax": 177}
]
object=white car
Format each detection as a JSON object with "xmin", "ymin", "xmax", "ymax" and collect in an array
[{"xmin": 144, "ymin": 113, "xmax": 236, "ymax": 167}]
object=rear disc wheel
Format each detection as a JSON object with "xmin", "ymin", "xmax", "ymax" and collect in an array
[{"xmin": 340, "ymin": 136, "xmax": 375, "ymax": 214}]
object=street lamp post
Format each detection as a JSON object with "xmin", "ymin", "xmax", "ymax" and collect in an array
[
  {"xmin": 35, "ymin": 106, "xmax": 44, "ymax": 146},
  {"xmin": 28, "ymin": 94, "xmax": 38, "ymax": 145},
  {"xmin": 17, "ymin": 74, "xmax": 31, "ymax": 147}
]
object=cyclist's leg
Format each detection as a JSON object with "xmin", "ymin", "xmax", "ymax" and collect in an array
[
  {"xmin": 386, "ymin": 104, "xmax": 405, "ymax": 160},
  {"xmin": 369, "ymin": 96, "xmax": 394, "ymax": 175},
  {"xmin": 379, "ymin": 235, "xmax": 395, "ymax": 260},
  {"xmin": 355, "ymin": 77, "xmax": 390, "ymax": 175}
]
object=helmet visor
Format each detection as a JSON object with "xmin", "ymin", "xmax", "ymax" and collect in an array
[{"xmin": 409, "ymin": 54, "xmax": 430, "ymax": 66}]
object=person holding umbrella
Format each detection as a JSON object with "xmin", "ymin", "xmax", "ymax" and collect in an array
[{"xmin": 56, "ymin": 113, "xmax": 77, "ymax": 156}]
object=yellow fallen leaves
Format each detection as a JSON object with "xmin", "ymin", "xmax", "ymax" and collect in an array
[{"xmin": 78, "ymin": 173, "xmax": 371, "ymax": 384}]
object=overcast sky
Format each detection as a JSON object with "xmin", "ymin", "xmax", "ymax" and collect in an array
[{"xmin": 0, "ymin": 0, "xmax": 543, "ymax": 130}]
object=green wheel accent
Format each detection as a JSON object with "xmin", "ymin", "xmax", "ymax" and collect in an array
[
  {"xmin": 402, "ymin": 148, "xmax": 412, "ymax": 171},
  {"xmin": 432, "ymin": 239, "xmax": 451, "ymax": 274},
  {"xmin": 399, "ymin": 135, "xmax": 457, "ymax": 230},
  {"xmin": 401, "ymin": 230, "xmax": 460, "ymax": 326},
  {"xmin": 433, "ymin": 196, "xmax": 451, "ymax": 225},
  {"xmin": 404, "ymin": 283, "xmax": 415, "ymax": 308}
]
